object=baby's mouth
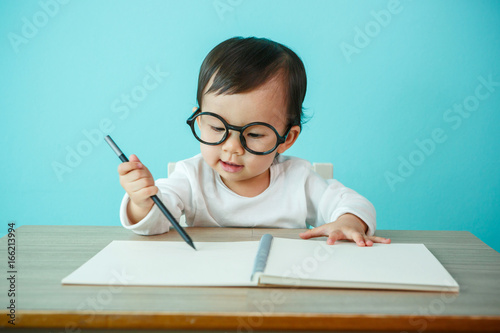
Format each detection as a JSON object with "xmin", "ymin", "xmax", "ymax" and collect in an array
[{"xmin": 220, "ymin": 160, "xmax": 244, "ymax": 173}]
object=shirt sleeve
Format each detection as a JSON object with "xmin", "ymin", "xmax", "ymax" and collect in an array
[
  {"xmin": 306, "ymin": 173, "xmax": 377, "ymax": 236},
  {"xmin": 119, "ymin": 162, "xmax": 192, "ymax": 236}
]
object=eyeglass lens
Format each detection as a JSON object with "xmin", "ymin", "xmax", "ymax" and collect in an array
[{"xmin": 193, "ymin": 114, "xmax": 279, "ymax": 153}]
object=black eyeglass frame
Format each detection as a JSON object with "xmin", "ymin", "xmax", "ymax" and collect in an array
[{"xmin": 186, "ymin": 108, "xmax": 292, "ymax": 155}]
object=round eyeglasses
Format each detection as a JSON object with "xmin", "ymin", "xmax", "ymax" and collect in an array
[{"xmin": 186, "ymin": 108, "xmax": 292, "ymax": 155}]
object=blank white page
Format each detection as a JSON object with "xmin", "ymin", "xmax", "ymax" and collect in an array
[
  {"xmin": 263, "ymin": 238, "xmax": 458, "ymax": 290},
  {"xmin": 62, "ymin": 240, "xmax": 260, "ymax": 286}
]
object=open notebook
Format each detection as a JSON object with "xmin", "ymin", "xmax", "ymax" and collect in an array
[{"xmin": 61, "ymin": 234, "xmax": 459, "ymax": 292}]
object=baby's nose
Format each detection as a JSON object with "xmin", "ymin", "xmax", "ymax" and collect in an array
[{"xmin": 222, "ymin": 130, "xmax": 245, "ymax": 155}]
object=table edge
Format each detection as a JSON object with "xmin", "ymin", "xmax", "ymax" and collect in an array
[{"xmin": 2, "ymin": 310, "xmax": 500, "ymax": 332}]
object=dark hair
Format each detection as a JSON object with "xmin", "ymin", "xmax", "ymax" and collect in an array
[{"xmin": 197, "ymin": 37, "xmax": 307, "ymax": 129}]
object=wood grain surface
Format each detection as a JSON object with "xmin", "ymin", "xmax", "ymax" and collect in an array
[{"xmin": 0, "ymin": 226, "xmax": 499, "ymax": 332}]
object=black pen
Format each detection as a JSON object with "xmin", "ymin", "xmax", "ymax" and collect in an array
[{"xmin": 104, "ymin": 135, "xmax": 196, "ymax": 250}]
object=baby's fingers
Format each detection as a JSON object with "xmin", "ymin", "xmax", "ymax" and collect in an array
[
  {"xmin": 326, "ymin": 230, "xmax": 346, "ymax": 245},
  {"xmin": 299, "ymin": 225, "xmax": 328, "ymax": 239},
  {"xmin": 132, "ymin": 185, "xmax": 158, "ymax": 199},
  {"xmin": 351, "ymin": 232, "xmax": 372, "ymax": 247},
  {"xmin": 351, "ymin": 235, "xmax": 391, "ymax": 247},
  {"xmin": 118, "ymin": 160, "xmax": 143, "ymax": 175},
  {"xmin": 126, "ymin": 176, "xmax": 156, "ymax": 193},
  {"xmin": 366, "ymin": 235, "xmax": 391, "ymax": 244}
]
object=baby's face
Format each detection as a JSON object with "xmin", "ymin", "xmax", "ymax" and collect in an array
[{"xmin": 198, "ymin": 76, "xmax": 299, "ymax": 197}]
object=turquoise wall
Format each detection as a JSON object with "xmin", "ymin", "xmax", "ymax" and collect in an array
[{"xmin": 1, "ymin": 0, "xmax": 499, "ymax": 251}]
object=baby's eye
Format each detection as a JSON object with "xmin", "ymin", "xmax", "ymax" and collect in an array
[
  {"xmin": 210, "ymin": 126, "xmax": 225, "ymax": 132},
  {"xmin": 247, "ymin": 132, "xmax": 264, "ymax": 139}
]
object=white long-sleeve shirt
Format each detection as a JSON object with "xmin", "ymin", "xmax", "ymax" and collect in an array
[{"xmin": 120, "ymin": 154, "xmax": 376, "ymax": 236}]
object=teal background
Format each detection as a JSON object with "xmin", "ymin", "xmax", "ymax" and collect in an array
[{"xmin": 1, "ymin": 0, "xmax": 499, "ymax": 251}]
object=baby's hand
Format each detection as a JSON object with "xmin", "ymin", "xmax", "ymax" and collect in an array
[
  {"xmin": 299, "ymin": 213, "xmax": 391, "ymax": 247},
  {"xmin": 118, "ymin": 154, "xmax": 158, "ymax": 212}
]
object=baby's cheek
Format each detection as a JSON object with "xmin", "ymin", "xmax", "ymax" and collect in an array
[
  {"xmin": 199, "ymin": 144, "xmax": 219, "ymax": 169},
  {"xmin": 248, "ymin": 154, "xmax": 276, "ymax": 174}
]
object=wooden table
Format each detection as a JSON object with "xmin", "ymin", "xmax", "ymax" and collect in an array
[{"xmin": 1, "ymin": 226, "xmax": 499, "ymax": 332}]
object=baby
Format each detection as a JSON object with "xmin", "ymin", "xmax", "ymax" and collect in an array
[{"xmin": 118, "ymin": 36, "xmax": 390, "ymax": 247}]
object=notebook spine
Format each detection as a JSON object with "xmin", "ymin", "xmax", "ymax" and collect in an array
[{"xmin": 250, "ymin": 234, "xmax": 273, "ymax": 281}]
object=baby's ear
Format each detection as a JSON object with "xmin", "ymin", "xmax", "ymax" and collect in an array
[
  {"xmin": 192, "ymin": 106, "xmax": 198, "ymax": 113},
  {"xmin": 277, "ymin": 125, "xmax": 301, "ymax": 154}
]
